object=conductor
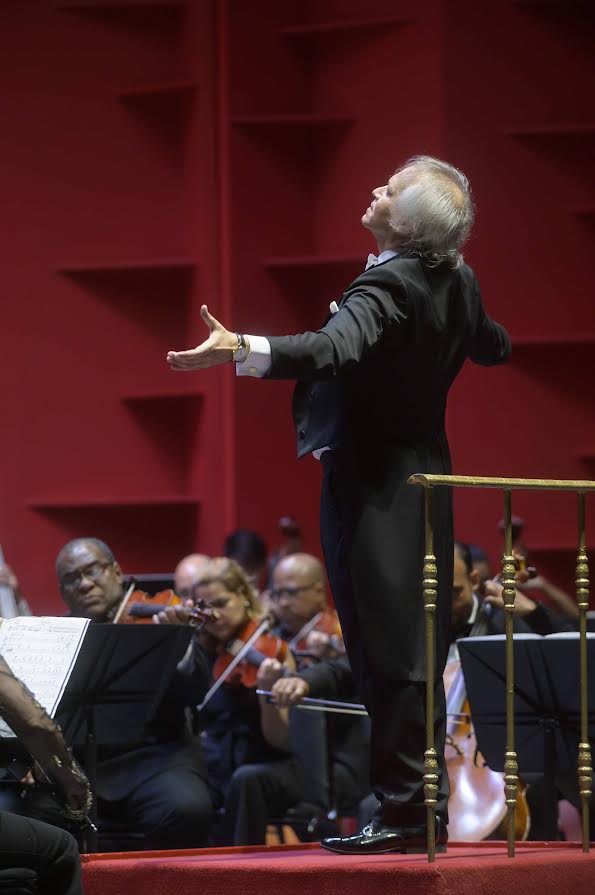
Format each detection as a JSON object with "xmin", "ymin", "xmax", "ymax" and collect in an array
[{"xmin": 167, "ymin": 155, "xmax": 511, "ymax": 853}]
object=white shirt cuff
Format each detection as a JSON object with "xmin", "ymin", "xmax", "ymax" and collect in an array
[{"xmin": 235, "ymin": 335, "xmax": 272, "ymax": 378}]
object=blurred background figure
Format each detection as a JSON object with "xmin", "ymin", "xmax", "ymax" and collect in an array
[
  {"xmin": 223, "ymin": 529, "xmax": 268, "ymax": 594},
  {"xmin": 174, "ymin": 553, "xmax": 211, "ymax": 602}
]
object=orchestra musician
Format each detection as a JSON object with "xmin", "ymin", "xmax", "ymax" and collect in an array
[
  {"xmin": 0, "ymin": 653, "xmax": 88, "ymax": 894},
  {"xmin": 173, "ymin": 553, "xmax": 210, "ymax": 603},
  {"xmin": 55, "ymin": 537, "xmax": 214, "ymax": 849},
  {"xmin": 269, "ymin": 553, "xmax": 370, "ymax": 816},
  {"xmin": 167, "ymin": 155, "xmax": 511, "ymax": 853},
  {"xmin": 270, "ymin": 553, "xmax": 343, "ymax": 661},
  {"xmin": 157, "ymin": 557, "xmax": 303, "ymax": 846}
]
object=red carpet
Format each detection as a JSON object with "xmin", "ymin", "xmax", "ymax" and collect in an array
[{"xmin": 82, "ymin": 841, "xmax": 595, "ymax": 895}]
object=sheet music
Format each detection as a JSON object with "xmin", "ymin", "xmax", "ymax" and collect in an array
[{"xmin": 0, "ymin": 616, "xmax": 89, "ymax": 738}]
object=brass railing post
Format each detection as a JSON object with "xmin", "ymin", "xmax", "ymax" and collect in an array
[
  {"xmin": 501, "ymin": 490, "xmax": 518, "ymax": 858},
  {"xmin": 423, "ymin": 486, "xmax": 439, "ymax": 863},
  {"xmin": 407, "ymin": 473, "xmax": 595, "ymax": 860},
  {"xmin": 576, "ymin": 492, "xmax": 592, "ymax": 852}
]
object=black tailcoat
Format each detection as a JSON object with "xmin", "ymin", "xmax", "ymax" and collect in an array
[{"xmin": 267, "ymin": 255, "xmax": 510, "ymax": 685}]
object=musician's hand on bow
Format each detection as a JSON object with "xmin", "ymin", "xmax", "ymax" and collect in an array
[
  {"xmin": 167, "ymin": 305, "xmax": 239, "ymax": 371},
  {"xmin": 483, "ymin": 580, "xmax": 537, "ymax": 617},
  {"xmin": 153, "ymin": 600, "xmax": 196, "ymax": 626},
  {"xmin": 271, "ymin": 676, "xmax": 310, "ymax": 707},
  {"xmin": 256, "ymin": 657, "xmax": 285, "ymax": 691}
]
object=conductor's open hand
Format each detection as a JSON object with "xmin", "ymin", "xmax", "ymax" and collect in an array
[
  {"xmin": 271, "ymin": 676, "xmax": 310, "ymax": 707},
  {"xmin": 167, "ymin": 305, "xmax": 238, "ymax": 371}
]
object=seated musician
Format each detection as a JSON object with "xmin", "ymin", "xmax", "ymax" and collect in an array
[
  {"xmin": 450, "ymin": 541, "xmax": 574, "ymax": 645},
  {"xmin": 269, "ymin": 553, "xmax": 370, "ymax": 816},
  {"xmin": 0, "ymin": 653, "xmax": 88, "ymax": 893},
  {"xmin": 270, "ymin": 553, "xmax": 344, "ymax": 660},
  {"xmin": 56, "ymin": 537, "xmax": 214, "ymax": 849},
  {"xmin": 174, "ymin": 553, "xmax": 210, "ymax": 602},
  {"xmin": 159, "ymin": 556, "xmax": 303, "ymax": 845}
]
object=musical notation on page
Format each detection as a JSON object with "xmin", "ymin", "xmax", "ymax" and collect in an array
[{"xmin": 0, "ymin": 616, "xmax": 89, "ymax": 738}]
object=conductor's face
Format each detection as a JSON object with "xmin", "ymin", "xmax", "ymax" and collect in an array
[
  {"xmin": 58, "ymin": 542, "xmax": 123, "ymax": 622},
  {"xmin": 361, "ymin": 172, "xmax": 401, "ymax": 238}
]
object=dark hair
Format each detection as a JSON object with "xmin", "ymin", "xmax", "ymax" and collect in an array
[
  {"xmin": 55, "ymin": 537, "xmax": 115, "ymax": 577},
  {"xmin": 223, "ymin": 529, "xmax": 267, "ymax": 574},
  {"xmin": 454, "ymin": 541, "xmax": 473, "ymax": 575}
]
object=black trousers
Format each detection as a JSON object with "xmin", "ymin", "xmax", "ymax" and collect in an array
[
  {"xmin": 215, "ymin": 759, "xmax": 303, "ymax": 846},
  {"xmin": 98, "ymin": 760, "xmax": 213, "ymax": 850},
  {"xmin": 0, "ymin": 811, "xmax": 82, "ymax": 895},
  {"xmin": 320, "ymin": 451, "xmax": 450, "ymax": 825}
]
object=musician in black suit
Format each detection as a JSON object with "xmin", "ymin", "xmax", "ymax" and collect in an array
[
  {"xmin": 167, "ymin": 155, "xmax": 510, "ymax": 853},
  {"xmin": 56, "ymin": 538, "xmax": 214, "ymax": 850}
]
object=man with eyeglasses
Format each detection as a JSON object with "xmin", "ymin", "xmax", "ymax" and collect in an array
[
  {"xmin": 269, "ymin": 553, "xmax": 342, "ymax": 661},
  {"xmin": 54, "ymin": 537, "xmax": 214, "ymax": 850},
  {"xmin": 267, "ymin": 553, "xmax": 370, "ymax": 822}
]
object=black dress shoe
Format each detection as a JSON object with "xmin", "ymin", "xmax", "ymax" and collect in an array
[{"xmin": 321, "ymin": 818, "xmax": 447, "ymax": 855}]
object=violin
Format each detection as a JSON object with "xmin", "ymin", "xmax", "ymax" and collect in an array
[
  {"xmin": 197, "ymin": 615, "xmax": 291, "ymax": 711},
  {"xmin": 112, "ymin": 584, "xmax": 185, "ymax": 624},
  {"xmin": 213, "ymin": 617, "xmax": 289, "ymax": 688},
  {"xmin": 289, "ymin": 608, "xmax": 344, "ymax": 667}
]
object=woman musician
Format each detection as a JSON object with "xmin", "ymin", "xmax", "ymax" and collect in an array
[{"xmin": 159, "ymin": 557, "xmax": 304, "ymax": 846}]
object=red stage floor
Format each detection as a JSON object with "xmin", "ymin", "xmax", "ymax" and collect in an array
[{"xmin": 82, "ymin": 841, "xmax": 595, "ymax": 895}]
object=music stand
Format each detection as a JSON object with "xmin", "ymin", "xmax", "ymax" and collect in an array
[
  {"xmin": 458, "ymin": 633, "xmax": 595, "ymax": 840},
  {"xmin": 54, "ymin": 623, "xmax": 194, "ymax": 850}
]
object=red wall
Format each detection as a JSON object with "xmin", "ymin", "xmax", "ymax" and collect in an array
[{"xmin": 0, "ymin": 0, "xmax": 593, "ymax": 610}]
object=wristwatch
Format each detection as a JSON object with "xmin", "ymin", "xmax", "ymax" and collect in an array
[{"xmin": 232, "ymin": 332, "xmax": 249, "ymax": 363}]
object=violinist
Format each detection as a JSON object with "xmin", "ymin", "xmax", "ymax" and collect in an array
[
  {"xmin": 189, "ymin": 558, "xmax": 304, "ymax": 845},
  {"xmin": 270, "ymin": 553, "xmax": 344, "ymax": 662},
  {"xmin": 450, "ymin": 541, "xmax": 574, "ymax": 646},
  {"xmin": 56, "ymin": 537, "xmax": 214, "ymax": 849},
  {"xmin": 174, "ymin": 553, "xmax": 210, "ymax": 602},
  {"xmin": 265, "ymin": 553, "xmax": 369, "ymax": 816}
]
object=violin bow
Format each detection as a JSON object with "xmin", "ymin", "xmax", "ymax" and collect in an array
[
  {"xmin": 256, "ymin": 689, "xmax": 368, "ymax": 717},
  {"xmin": 287, "ymin": 611, "xmax": 324, "ymax": 652},
  {"xmin": 197, "ymin": 616, "xmax": 272, "ymax": 712},
  {"xmin": 256, "ymin": 690, "xmax": 469, "ymax": 720},
  {"xmin": 111, "ymin": 581, "xmax": 137, "ymax": 625}
]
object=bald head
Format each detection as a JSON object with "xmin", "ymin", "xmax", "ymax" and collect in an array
[
  {"xmin": 271, "ymin": 553, "xmax": 327, "ymax": 635},
  {"xmin": 174, "ymin": 553, "xmax": 210, "ymax": 601}
]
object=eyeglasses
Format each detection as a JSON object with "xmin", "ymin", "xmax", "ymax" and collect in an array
[
  {"xmin": 269, "ymin": 583, "xmax": 318, "ymax": 602},
  {"xmin": 61, "ymin": 561, "xmax": 112, "ymax": 591}
]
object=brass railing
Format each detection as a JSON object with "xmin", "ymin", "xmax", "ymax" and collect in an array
[{"xmin": 408, "ymin": 474, "xmax": 595, "ymax": 863}]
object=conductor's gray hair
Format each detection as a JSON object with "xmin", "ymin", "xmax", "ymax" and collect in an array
[{"xmin": 390, "ymin": 156, "xmax": 474, "ymax": 269}]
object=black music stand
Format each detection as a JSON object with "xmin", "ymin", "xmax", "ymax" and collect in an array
[
  {"xmin": 54, "ymin": 623, "xmax": 194, "ymax": 850},
  {"xmin": 458, "ymin": 633, "xmax": 595, "ymax": 840}
]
